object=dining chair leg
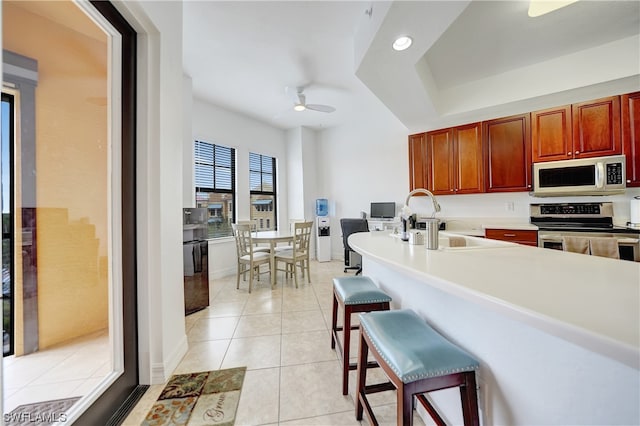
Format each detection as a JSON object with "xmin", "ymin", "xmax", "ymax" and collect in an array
[
  {"xmin": 236, "ymin": 264, "xmax": 241, "ymax": 290},
  {"xmin": 293, "ymin": 263, "xmax": 299, "ymax": 288}
]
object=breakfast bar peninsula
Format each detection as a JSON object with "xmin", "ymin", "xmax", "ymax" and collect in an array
[{"xmin": 348, "ymin": 231, "xmax": 639, "ymax": 425}]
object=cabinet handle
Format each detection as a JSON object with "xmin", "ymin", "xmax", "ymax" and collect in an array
[
  {"xmin": 567, "ymin": 152, "xmax": 571, "ymax": 156},
  {"xmin": 628, "ymin": 180, "xmax": 632, "ymax": 183},
  {"xmin": 575, "ymin": 150, "xmax": 580, "ymax": 155},
  {"xmin": 450, "ymin": 189, "xmax": 454, "ymax": 192},
  {"xmin": 503, "ymin": 233, "xmax": 516, "ymax": 237}
]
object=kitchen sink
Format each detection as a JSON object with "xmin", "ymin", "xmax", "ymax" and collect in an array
[{"xmin": 438, "ymin": 232, "xmax": 515, "ymax": 251}]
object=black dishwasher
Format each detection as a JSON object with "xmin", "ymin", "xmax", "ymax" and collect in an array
[{"xmin": 183, "ymin": 208, "xmax": 209, "ymax": 314}]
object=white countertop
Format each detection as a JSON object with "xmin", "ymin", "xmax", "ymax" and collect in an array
[{"xmin": 349, "ymin": 231, "xmax": 640, "ymax": 369}]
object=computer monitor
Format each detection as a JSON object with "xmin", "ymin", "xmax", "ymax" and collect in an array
[{"xmin": 370, "ymin": 202, "xmax": 396, "ymax": 219}]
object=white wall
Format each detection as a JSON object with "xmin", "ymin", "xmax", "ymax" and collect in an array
[
  {"xmin": 116, "ymin": 0, "xmax": 188, "ymax": 384},
  {"xmin": 316, "ymin": 91, "xmax": 409, "ymax": 259},
  {"xmin": 190, "ymin": 98, "xmax": 288, "ymax": 278}
]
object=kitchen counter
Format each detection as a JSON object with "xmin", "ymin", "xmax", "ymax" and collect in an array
[{"xmin": 348, "ymin": 231, "xmax": 640, "ymax": 424}]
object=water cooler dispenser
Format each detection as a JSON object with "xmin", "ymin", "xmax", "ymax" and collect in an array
[{"xmin": 316, "ymin": 199, "xmax": 331, "ymax": 262}]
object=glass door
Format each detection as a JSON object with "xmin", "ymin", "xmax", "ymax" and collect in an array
[{"xmin": 1, "ymin": 93, "xmax": 14, "ymax": 357}]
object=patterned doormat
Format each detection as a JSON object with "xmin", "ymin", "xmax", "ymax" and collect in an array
[
  {"xmin": 142, "ymin": 367, "xmax": 246, "ymax": 426},
  {"xmin": 5, "ymin": 396, "xmax": 80, "ymax": 425}
]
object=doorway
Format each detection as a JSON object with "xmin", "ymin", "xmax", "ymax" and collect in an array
[{"xmin": 2, "ymin": 0, "xmax": 138, "ymax": 422}]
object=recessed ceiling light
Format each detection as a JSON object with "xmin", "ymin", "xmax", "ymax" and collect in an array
[{"xmin": 392, "ymin": 36, "xmax": 413, "ymax": 51}]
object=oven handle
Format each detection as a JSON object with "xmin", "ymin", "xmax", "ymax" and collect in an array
[
  {"xmin": 539, "ymin": 235, "xmax": 639, "ymax": 244},
  {"xmin": 595, "ymin": 162, "xmax": 604, "ymax": 188}
]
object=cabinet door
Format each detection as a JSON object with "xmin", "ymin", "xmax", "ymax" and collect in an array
[
  {"xmin": 485, "ymin": 229, "xmax": 538, "ymax": 246},
  {"xmin": 454, "ymin": 122, "xmax": 484, "ymax": 193},
  {"xmin": 572, "ymin": 96, "xmax": 621, "ymax": 158},
  {"xmin": 622, "ymin": 92, "xmax": 640, "ymax": 187},
  {"xmin": 408, "ymin": 133, "xmax": 427, "ymax": 191},
  {"xmin": 532, "ymin": 105, "xmax": 572, "ymax": 162},
  {"xmin": 483, "ymin": 113, "xmax": 532, "ymax": 192},
  {"xmin": 426, "ymin": 129, "xmax": 454, "ymax": 195}
]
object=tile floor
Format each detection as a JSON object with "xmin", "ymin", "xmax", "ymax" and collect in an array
[
  {"xmin": 3, "ymin": 329, "xmax": 110, "ymax": 413},
  {"xmin": 124, "ymin": 260, "xmax": 425, "ymax": 425}
]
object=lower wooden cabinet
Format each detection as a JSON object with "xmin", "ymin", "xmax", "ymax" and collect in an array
[{"xmin": 485, "ymin": 228, "xmax": 538, "ymax": 247}]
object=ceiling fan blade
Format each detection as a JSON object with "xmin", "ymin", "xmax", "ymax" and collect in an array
[{"xmin": 305, "ymin": 104, "xmax": 336, "ymax": 113}]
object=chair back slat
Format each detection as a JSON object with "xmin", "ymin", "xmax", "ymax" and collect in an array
[
  {"xmin": 233, "ymin": 223, "xmax": 254, "ymax": 257},
  {"xmin": 293, "ymin": 221, "xmax": 313, "ymax": 256}
]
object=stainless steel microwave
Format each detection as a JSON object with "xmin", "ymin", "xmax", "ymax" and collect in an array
[{"xmin": 532, "ymin": 155, "xmax": 626, "ymax": 197}]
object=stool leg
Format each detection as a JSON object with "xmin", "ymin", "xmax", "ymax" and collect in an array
[
  {"xmin": 355, "ymin": 330, "xmax": 369, "ymax": 421},
  {"xmin": 342, "ymin": 305, "xmax": 352, "ymax": 395},
  {"xmin": 330, "ymin": 293, "xmax": 338, "ymax": 349},
  {"xmin": 460, "ymin": 372, "xmax": 480, "ymax": 426},
  {"xmin": 398, "ymin": 383, "xmax": 413, "ymax": 426}
]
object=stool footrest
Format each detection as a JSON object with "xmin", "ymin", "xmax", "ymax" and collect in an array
[
  {"xmin": 363, "ymin": 381, "xmax": 395, "ymax": 394},
  {"xmin": 348, "ymin": 360, "xmax": 378, "ymax": 371}
]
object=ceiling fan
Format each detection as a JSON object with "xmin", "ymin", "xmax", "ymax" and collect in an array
[{"xmin": 286, "ymin": 86, "xmax": 336, "ymax": 113}]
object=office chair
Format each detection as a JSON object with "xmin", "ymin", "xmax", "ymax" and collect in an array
[{"xmin": 340, "ymin": 218, "xmax": 369, "ymax": 275}]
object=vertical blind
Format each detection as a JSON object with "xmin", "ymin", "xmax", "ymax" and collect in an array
[{"xmin": 195, "ymin": 141, "xmax": 235, "ymax": 192}]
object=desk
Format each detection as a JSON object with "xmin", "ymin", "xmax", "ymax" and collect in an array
[{"xmin": 253, "ymin": 231, "xmax": 294, "ymax": 288}]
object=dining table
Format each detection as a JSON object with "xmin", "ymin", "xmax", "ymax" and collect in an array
[{"xmin": 252, "ymin": 230, "xmax": 295, "ymax": 288}]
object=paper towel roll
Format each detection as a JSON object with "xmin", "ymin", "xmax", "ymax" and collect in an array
[{"xmin": 630, "ymin": 197, "xmax": 640, "ymax": 225}]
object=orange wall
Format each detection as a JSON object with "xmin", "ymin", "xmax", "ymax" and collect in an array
[{"xmin": 3, "ymin": 1, "xmax": 110, "ymax": 349}]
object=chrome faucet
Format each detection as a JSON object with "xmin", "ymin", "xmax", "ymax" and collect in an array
[{"xmin": 403, "ymin": 188, "xmax": 441, "ymax": 218}]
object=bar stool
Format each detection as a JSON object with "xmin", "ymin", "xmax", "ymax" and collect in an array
[
  {"xmin": 331, "ymin": 276, "xmax": 392, "ymax": 395},
  {"xmin": 355, "ymin": 309, "xmax": 480, "ymax": 426}
]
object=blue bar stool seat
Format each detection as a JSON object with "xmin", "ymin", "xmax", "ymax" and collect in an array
[
  {"xmin": 331, "ymin": 276, "xmax": 392, "ymax": 395},
  {"xmin": 356, "ymin": 309, "xmax": 480, "ymax": 426}
]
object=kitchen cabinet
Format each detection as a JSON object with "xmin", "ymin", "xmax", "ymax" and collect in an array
[
  {"xmin": 426, "ymin": 123, "xmax": 483, "ymax": 195},
  {"xmin": 622, "ymin": 91, "xmax": 640, "ymax": 187},
  {"xmin": 483, "ymin": 113, "xmax": 532, "ymax": 192},
  {"xmin": 532, "ymin": 96, "xmax": 622, "ymax": 162},
  {"xmin": 408, "ymin": 132, "xmax": 427, "ymax": 191},
  {"xmin": 572, "ymin": 96, "xmax": 621, "ymax": 159},
  {"xmin": 532, "ymin": 105, "xmax": 572, "ymax": 162},
  {"xmin": 485, "ymin": 228, "xmax": 538, "ymax": 247}
]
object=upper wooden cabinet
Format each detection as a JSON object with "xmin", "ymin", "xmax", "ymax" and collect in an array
[
  {"xmin": 425, "ymin": 123, "xmax": 483, "ymax": 195},
  {"xmin": 532, "ymin": 105, "xmax": 572, "ymax": 162},
  {"xmin": 533, "ymin": 96, "xmax": 622, "ymax": 162},
  {"xmin": 622, "ymin": 91, "xmax": 640, "ymax": 187},
  {"xmin": 572, "ymin": 96, "xmax": 621, "ymax": 159},
  {"xmin": 483, "ymin": 113, "xmax": 532, "ymax": 192},
  {"xmin": 408, "ymin": 132, "xmax": 427, "ymax": 191}
]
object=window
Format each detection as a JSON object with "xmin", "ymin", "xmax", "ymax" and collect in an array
[
  {"xmin": 250, "ymin": 152, "xmax": 277, "ymax": 231},
  {"xmin": 195, "ymin": 141, "xmax": 235, "ymax": 238}
]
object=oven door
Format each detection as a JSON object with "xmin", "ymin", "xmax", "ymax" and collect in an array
[{"xmin": 538, "ymin": 231, "xmax": 639, "ymax": 261}]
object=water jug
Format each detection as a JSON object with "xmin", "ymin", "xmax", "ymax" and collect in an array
[{"xmin": 316, "ymin": 199, "xmax": 328, "ymax": 216}]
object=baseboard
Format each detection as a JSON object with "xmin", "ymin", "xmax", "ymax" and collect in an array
[
  {"xmin": 151, "ymin": 333, "xmax": 188, "ymax": 383},
  {"xmin": 210, "ymin": 266, "xmax": 236, "ymax": 279}
]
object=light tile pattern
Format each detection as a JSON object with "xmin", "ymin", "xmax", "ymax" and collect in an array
[
  {"xmin": 125, "ymin": 260, "xmax": 426, "ymax": 425},
  {"xmin": 3, "ymin": 329, "xmax": 109, "ymax": 414}
]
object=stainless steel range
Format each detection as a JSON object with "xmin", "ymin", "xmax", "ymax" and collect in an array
[{"xmin": 530, "ymin": 202, "xmax": 640, "ymax": 261}]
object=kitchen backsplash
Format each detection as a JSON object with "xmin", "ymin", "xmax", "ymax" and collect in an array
[{"xmin": 405, "ymin": 187, "xmax": 640, "ymax": 225}]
